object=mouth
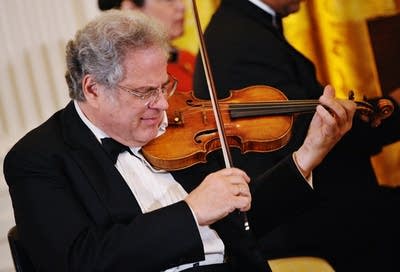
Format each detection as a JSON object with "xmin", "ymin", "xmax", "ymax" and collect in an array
[
  {"xmin": 141, "ymin": 115, "xmax": 162, "ymax": 126},
  {"xmin": 173, "ymin": 18, "xmax": 184, "ymax": 28}
]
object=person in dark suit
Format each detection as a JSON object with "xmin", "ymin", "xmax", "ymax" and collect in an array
[
  {"xmin": 193, "ymin": 0, "xmax": 400, "ymax": 270},
  {"xmin": 3, "ymin": 9, "xmax": 356, "ymax": 272}
]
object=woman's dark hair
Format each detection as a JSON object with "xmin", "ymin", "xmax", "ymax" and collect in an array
[{"xmin": 98, "ymin": 0, "xmax": 145, "ymax": 10}]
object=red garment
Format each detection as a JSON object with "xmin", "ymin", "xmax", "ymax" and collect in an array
[{"xmin": 167, "ymin": 49, "xmax": 195, "ymax": 93}]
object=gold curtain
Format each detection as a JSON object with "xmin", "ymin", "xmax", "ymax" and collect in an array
[
  {"xmin": 285, "ymin": 0, "xmax": 400, "ymax": 186},
  {"xmin": 176, "ymin": 0, "xmax": 400, "ymax": 186},
  {"xmin": 173, "ymin": 0, "xmax": 220, "ymax": 54}
]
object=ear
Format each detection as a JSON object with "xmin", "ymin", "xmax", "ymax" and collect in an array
[
  {"xmin": 120, "ymin": 0, "xmax": 139, "ymax": 10},
  {"xmin": 82, "ymin": 74, "xmax": 100, "ymax": 106}
]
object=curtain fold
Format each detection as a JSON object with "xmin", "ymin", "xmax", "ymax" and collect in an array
[{"xmin": 285, "ymin": 0, "xmax": 400, "ymax": 186}]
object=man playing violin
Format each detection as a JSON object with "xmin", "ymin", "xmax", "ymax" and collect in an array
[
  {"xmin": 3, "ymin": 10, "xmax": 356, "ymax": 272},
  {"xmin": 193, "ymin": 0, "xmax": 400, "ymax": 270}
]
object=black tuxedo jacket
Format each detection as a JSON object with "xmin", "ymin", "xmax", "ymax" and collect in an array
[
  {"xmin": 194, "ymin": 0, "xmax": 400, "ymax": 198},
  {"xmin": 4, "ymin": 101, "xmax": 316, "ymax": 272}
]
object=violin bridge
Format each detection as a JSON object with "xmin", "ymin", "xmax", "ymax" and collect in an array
[{"xmin": 201, "ymin": 109, "xmax": 208, "ymax": 125}]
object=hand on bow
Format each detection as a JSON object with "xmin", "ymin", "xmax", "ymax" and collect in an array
[{"xmin": 185, "ymin": 167, "xmax": 251, "ymax": 226}]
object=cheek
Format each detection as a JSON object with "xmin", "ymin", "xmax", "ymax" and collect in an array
[
  {"xmin": 157, "ymin": 9, "xmax": 177, "ymax": 29},
  {"xmin": 110, "ymin": 100, "xmax": 143, "ymax": 128},
  {"xmin": 121, "ymin": 107, "xmax": 143, "ymax": 127},
  {"xmin": 146, "ymin": 7, "xmax": 168, "ymax": 24},
  {"xmin": 162, "ymin": 16, "xmax": 175, "ymax": 30}
]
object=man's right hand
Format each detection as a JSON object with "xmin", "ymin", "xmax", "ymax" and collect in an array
[{"xmin": 185, "ymin": 167, "xmax": 251, "ymax": 226}]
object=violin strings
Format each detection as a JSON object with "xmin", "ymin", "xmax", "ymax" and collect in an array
[
  {"xmin": 169, "ymin": 98, "xmax": 376, "ymax": 124},
  {"xmin": 174, "ymin": 100, "xmax": 320, "ymax": 120},
  {"xmin": 228, "ymin": 100, "xmax": 319, "ymax": 117}
]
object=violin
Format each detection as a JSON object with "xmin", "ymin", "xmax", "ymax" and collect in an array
[{"xmin": 142, "ymin": 85, "xmax": 394, "ymax": 171}]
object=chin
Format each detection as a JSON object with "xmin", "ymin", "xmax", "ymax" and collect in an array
[
  {"xmin": 170, "ymin": 28, "xmax": 184, "ymax": 40},
  {"xmin": 146, "ymin": 130, "xmax": 160, "ymax": 143}
]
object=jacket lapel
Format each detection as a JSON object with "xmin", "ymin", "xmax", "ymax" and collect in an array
[{"xmin": 60, "ymin": 102, "xmax": 142, "ymax": 221}]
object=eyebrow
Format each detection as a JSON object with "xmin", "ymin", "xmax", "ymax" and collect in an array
[{"xmin": 123, "ymin": 76, "xmax": 170, "ymax": 91}]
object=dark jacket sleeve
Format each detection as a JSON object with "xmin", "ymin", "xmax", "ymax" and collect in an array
[
  {"xmin": 4, "ymin": 144, "xmax": 204, "ymax": 272},
  {"xmin": 248, "ymin": 155, "xmax": 317, "ymax": 237}
]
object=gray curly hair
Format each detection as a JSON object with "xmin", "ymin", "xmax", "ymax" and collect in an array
[{"xmin": 65, "ymin": 10, "xmax": 169, "ymax": 101}]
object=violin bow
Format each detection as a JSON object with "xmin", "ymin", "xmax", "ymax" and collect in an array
[{"xmin": 190, "ymin": 0, "xmax": 250, "ymax": 231}]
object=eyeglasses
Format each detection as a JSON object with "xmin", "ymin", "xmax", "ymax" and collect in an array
[{"xmin": 117, "ymin": 73, "xmax": 178, "ymax": 106}]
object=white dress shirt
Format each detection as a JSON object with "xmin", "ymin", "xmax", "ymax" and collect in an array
[
  {"xmin": 248, "ymin": 0, "xmax": 276, "ymax": 16},
  {"xmin": 248, "ymin": 0, "xmax": 284, "ymax": 30}
]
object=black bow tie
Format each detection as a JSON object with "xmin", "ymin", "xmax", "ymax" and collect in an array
[{"xmin": 101, "ymin": 138, "xmax": 133, "ymax": 164}]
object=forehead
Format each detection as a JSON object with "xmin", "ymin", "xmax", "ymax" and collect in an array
[{"xmin": 121, "ymin": 46, "xmax": 168, "ymax": 83}]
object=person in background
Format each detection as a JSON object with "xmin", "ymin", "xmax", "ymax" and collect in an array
[
  {"xmin": 98, "ymin": 0, "xmax": 195, "ymax": 92},
  {"xmin": 3, "ymin": 10, "xmax": 356, "ymax": 272},
  {"xmin": 193, "ymin": 0, "xmax": 400, "ymax": 270}
]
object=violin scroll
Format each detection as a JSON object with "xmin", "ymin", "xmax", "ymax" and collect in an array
[
  {"xmin": 370, "ymin": 98, "xmax": 395, "ymax": 127},
  {"xmin": 348, "ymin": 90, "xmax": 394, "ymax": 127}
]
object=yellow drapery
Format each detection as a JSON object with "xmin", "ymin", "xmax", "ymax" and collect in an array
[
  {"xmin": 175, "ymin": 0, "xmax": 400, "ymax": 186},
  {"xmin": 284, "ymin": 0, "xmax": 400, "ymax": 186},
  {"xmin": 173, "ymin": 0, "xmax": 220, "ymax": 54}
]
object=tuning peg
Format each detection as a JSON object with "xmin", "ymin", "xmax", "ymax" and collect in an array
[{"xmin": 348, "ymin": 90, "xmax": 355, "ymax": 100}]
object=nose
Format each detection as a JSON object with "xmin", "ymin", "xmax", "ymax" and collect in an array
[{"xmin": 147, "ymin": 89, "xmax": 169, "ymax": 110}]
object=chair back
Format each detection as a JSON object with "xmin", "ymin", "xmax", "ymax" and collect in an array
[{"xmin": 7, "ymin": 226, "xmax": 35, "ymax": 272}]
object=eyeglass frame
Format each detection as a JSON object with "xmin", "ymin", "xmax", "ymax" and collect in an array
[{"xmin": 116, "ymin": 73, "xmax": 178, "ymax": 106}]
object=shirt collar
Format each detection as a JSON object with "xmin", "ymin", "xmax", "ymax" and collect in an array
[
  {"xmin": 74, "ymin": 100, "xmax": 108, "ymax": 142},
  {"xmin": 73, "ymin": 100, "xmax": 168, "ymax": 152},
  {"xmin": 248, "ymin": 0, "xmax": 276, "ymax": 17}
]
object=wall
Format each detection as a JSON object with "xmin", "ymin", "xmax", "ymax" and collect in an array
[{"xmin": 0, "ymin": 1, "xmax": 100, "ymax": 270}]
